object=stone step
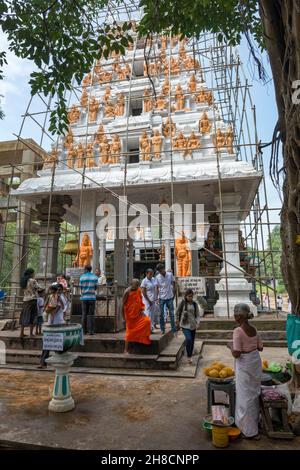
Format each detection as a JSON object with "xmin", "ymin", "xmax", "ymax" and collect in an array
[
  {"xmin": 0, "ymin": 330, "xmax": 173, "ymax": 355},
  {"xmin": 198, "ymin": 319, "xmax": 286, "ymax": 331},
  {"xmin": 199, "ymin": 338, "xmax": 287, "ymax": 348},
  {"xmin": 196, "ymin": 330, "xmax": 287, "ymax": 340},
  {"xmin": 4, "ymin": 348, "xmax": 179, "ymax": 370}
]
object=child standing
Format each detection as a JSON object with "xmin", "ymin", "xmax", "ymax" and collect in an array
[{"xmin": 35, "ymin": 288, "xmax": 45, "ymax": 335}]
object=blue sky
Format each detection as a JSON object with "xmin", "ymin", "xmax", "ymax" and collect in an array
[{"xmin": 0, "ymin": 30, "xmax": 282, "ymax": 233}]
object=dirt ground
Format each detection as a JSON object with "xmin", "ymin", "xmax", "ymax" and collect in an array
[{"xmin": 0, "ymin": 345, "xmax": 298, "ymax": 450}]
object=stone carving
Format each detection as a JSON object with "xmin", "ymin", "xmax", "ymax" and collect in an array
[
  {"xmin": 74, "ymin": 233, "xmax": 93, "ymax": 268},
  {"xmin": 196, "ymin": 88, "xmax": 207, "ymax": 104},
  {"xmin": 226, "ymin": 125, "xmax": 234, "ymax": 154},
  {"xmin": 104, "ymin": 100, "xmax": 115, "ymax": 118},
  {"xmin": 139, "ymin": 131, "xmax": 151, "ymax": 161},
  {"xmin": 155, "ymin": 94, "xmax": 167, "ymax": 111},
  {"xmin": 110, "ymin": 134, "xmax": 121, "ymax": 164},
  {"xmin": 94, "ymin": 60, "xmax": 102, "ymax": 77},
  {"xmin": 212, "ymin": 129, "xmax": 226, "ymax": 151},
  {"xmin": 116, "ymin": 65, "xmax": 127, "ymax": 81},
  {"xmin": 125, "ymin": 63, "xmax": 131, "ymax": 78},
  {"xmin": 43, "ymin": 146, "xmax": 58, "ymax": 170},
  {"xmin": 88, "ymin": 97, "xmax": 99, "ymax": 122},
  {"xmin": 98, "ymin": 70, "xmax": 113, "ymax": 84},
  {"xmin": 82, "ymin": 73, "xmax": 92, "ymax": 88},
  {"xmin": 64, "ymin": 128, "xmax": 73, "ymax": 150},
  {"xmin": 162, "ymin": 78, "xmax": 170, "ymax": 96},
  {"xmin": 144, "ymin": 61, "xmax": 159, "ymax": 76},
  {"xmin": 151, "ymin": 130, "xmax": 163, "ymax": 160},
  {"xmin": 175, "ymin": 83, "xmax": 185, "ymax": 110},
  {"xmin": 76, "ymin": 142, "xmax": 85, "ymax": 168},
  {"xmin": 173, "ymin": 132, "xmax": 187, "ymax": 152},
  {"xmin": 67, "ymin": 144, "xmax": 76, "ymax": 168},
  {"xmin": 86, "ymin": 143, "xmax": 95, "ymax": 168},
  {"xmin": 162, "ymin": 117, "xmax": 176, "ymax": 138},
  {"xmin": 80, "ymin": 88, "xmax": 88, "ymax": 108},
  {"xmin": 179, "ymin": 43, "xmax": 187, "ymax": 60},
  {"xmin": 188, "ymin": 74, "xmax": 197, "ymax": 93},
  {"xmin": 94, "ymin": 124, "xmax": 105, "ymax": 145},
  {"xmin": 199, "ymin": 112, "xmax": 212, "ymax": 134},
  {"xmin": 100, "ymin": 136, "xmax": 110, "ymax": 164},
  {"xmin": 185, "ymin": 131, "xmax": 200, "ymax": 157},
  {"xmin": 175, "ymin": 232, "xmax": 191, "ymax": 277},
  {"xmin": 170, "ymin": 57, "xmax": 180, "ymax": 75},
  {"xmin": 143, "ymin": 88, "xmax": 153, "ymax": 113},
  {"xmin": 161, "ymin": 35, "xmax": 167, "ymax": 51},
  {"xmin": 68, "ymin": 105, "xmax": 80, "ymax": 124},
  {"xmin": 103, "ymin": 86, "xmax": 111, "ymax": 104},
  {"xmin": 116, "ymin": 92, "xmax": 125, "ymax": 117},
  {"xmin": 184, "ymin": 56, "xmax": 200, "ymax": 71},
  {"xmin": 206, "ymin": 90, "xmax": 213, "ymax": 106}
]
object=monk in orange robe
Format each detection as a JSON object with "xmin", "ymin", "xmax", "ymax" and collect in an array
[{"xmin": 122, "ymin": 279, "xmax": 151, "ymax": 354}]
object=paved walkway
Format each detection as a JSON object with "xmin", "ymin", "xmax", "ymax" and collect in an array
[{"xmin": 0, "ymin": 346, "xmax": 298, "ymax": 450}]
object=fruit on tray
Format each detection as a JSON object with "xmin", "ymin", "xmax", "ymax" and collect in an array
[
  {"xmin": 262, "ymin": 359, "xmax": 269, "ymax": 370},
  {"xmin": 262, "ymin": 359, "xmax": 282, "ymax": 373},
  {"xmin": 203, "ymin": 362, "xmax": 235, "ymax": 379}
]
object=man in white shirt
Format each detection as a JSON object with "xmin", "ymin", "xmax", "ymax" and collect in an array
[
  {"xmin": 156, "ymin": 263, "xmax": 176, "ymax": 334},
  {"xmin": 141, "ymin": 268, "xmax": 159, "ymax": 332}
]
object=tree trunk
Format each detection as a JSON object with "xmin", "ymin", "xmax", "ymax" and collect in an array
[{"xmin": 259, "ymin": 0, "xmax": 300, "ymax": 315}]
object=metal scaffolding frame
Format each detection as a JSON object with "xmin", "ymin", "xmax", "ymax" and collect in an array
[{"xmin": 0, "ymin": 3, "xmax": 283, "ymax": 322}]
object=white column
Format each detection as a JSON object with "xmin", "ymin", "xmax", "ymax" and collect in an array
[
  {"xmin": 99, "ymin": 238, "xmax": 106, "ymax": 273},
  {"xmin": 128, "ymin": 240, "xmax": 134, "ymax": 281},
  {"xmin": 114, "ymin": 203, "xmax": 127, "ymax": 286},
  {"xmin": 165, "ymin": 238, "xmax": 171, "ymax": 270},
  {"xmin": 213, "ymin": 193, "xmax": 257, "ymax": 317}
]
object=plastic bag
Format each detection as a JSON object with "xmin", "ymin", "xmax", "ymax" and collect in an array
[{"xmin": 286, "ymin": 314, "xmax": 300, "ymax": 362}]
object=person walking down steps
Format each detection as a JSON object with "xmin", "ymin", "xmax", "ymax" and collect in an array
[{"xmin": 176, "ymin": 288, "xmax": 201, "ymax": 364}]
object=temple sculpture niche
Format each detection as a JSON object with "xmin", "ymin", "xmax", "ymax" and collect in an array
[{"xmin": 13, "ymin": 27, "xmax": 262, "ymax": 317}]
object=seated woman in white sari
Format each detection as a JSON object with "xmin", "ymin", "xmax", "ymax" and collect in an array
[{"xmin": 227, "ymin": 303, "xmax": 263, "ymax": 440}]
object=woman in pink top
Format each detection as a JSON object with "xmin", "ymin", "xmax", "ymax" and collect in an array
[{"xmin": 227, "ymin": 303, "xmax": 263, "ymax": 440}]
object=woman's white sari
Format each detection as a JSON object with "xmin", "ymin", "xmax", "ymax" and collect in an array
[{"xmin": 235, "ymin": 350, "xmax": 261, "ymax": 437}]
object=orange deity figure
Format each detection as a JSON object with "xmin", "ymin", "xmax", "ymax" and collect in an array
[
  {"xmin": 226, "ymin": 125, "xmax": 234, "ymax": 154},
  {"xmin": 162, "ymin": 78, "xmax": 170, "ymax": 96},
  {"xmin": 139, "ymin": 131, "xmax": 151, "ymax": 161},
  {"xmin": 199, "ymin": 112, "xmax": 212, "ymax": 134},
  {"xmin": 125, "ymin": 63, "xmax": 131, "ymax": 78},
  {"xmin": 213, "ymin": 129, "xmax": 226, "ymax": 151},
  {"xmin": 76, "ymin": 142, "xmax": 85, "ymax": 168},
  {"xmin": 68, "ymin": 105, "xmax": 80, "ymax": 124},
  {"xmin": 151, "ymin": 130, "xmax": 163, "ymax": 160},
  {"xmin": 143, "ymin": 88, "xmax": 153, "ymax": 113},
  {"xmin": 64, "ymin": 128, "xmax": 73, "ymax": 150},
  {"xmin": 184, "ymin": 56, "xmax": 200, "ymax": 71},
  {"xmin": 88, "ymin": 97, "xmax": 99, "ymax": 122},
  {"xmin": 94, "ymin": 124, "xmax": 105, "ymax": 145},
  {"xmin": 179, "ymin": 43, "xmax": 187, "ymax": 60},
  {"xmin": 185, "ymin": 131, "xmax": 200, "ymax": 157},
  {"xmin": 110, "ymin": 134, "xmax": 121, "ymax": 164},
  {"xmin": 162, "ymin": 117, "xmax": 176, "ymax": 138},
  {"xmin": 81, "ymin": 88, "xmax": 88, "ymax": 108},
  {"xmin": 100, "ymin": 136, "xmax": 110, "ymax": 164},
  {"xmin": 103, "ymin": 86, "xmax": 111, "ymax": 104},
  {"xmin": 94, "ymin": 60, "xmax": 102, "ymax": 76},
  {"xmin": 98, "ymin": 70, "xmax": 113, "ymax": 84},
  {"xmin": 188, "ymin": 74, "xmax": 197, "ymax": 93},
  {"xmin": 155, "ymin": 94, "xmax": 167, "ymax": 111},
  {"xmin": 173, "ymin": 132, "xmax": 187, "ymax": 152},
  {"xmin": 175, "ymin": 232, "xmax": 191, "ymax": 277},
  {"xmin": 116, "ymin": 92, "xmax": 125, "ymax": 117},
  {"xmin": 149, "ymin": 62, "xmax": 159, "ymax": 76},
  {"xmin": 170, "ymin": 57, "xmax": 180, "ymax": 75},
  {"xmin": 196, "ymin": 88, "xmax": 207, "ymax": 104},
  {"xmin": 104, "ymin": 100, "xmax": 115, "ymax": 118},
  {"xmin": 74, "ymin": 233, "xmax": 93, "ymax": 268},
  {"xmin": 116, "ymin": 65, "xmax": 127, "ymax": 81},
  {"xmin": 206, "ymin": 90, "xmax": 214, "ymax": 106},
  {"xmin": 86, "ymin": 143, "xmax": 95, "ymax": 168},
  {"xmin": 175, "ymin": 83, "xmax": 185, "ymax": 110},
  {"xmin": 43, "ymin": 146, "xmax": 58, "ymax": 170},
  {"xmin": 82, "ymin": 73, "xmax": 92, "ymax": 88},
  {"xmin": 67, "ymin": 144, "xmax": 77, "ymax": 168},
  {"xmin": 161, "ymin": 35, "xmax": 167, "ymax": 51}
]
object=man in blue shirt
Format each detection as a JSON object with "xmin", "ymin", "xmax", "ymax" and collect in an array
[
  {"xmin": 156, "ymin": 263, "xmax": 176, "ymax": 334},
  {"xmin": 79, "ymin": 265, "xmax": 98, "ymax": 335}
]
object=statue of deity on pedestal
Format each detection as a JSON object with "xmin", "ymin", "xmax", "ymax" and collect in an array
[
  {"xmin": 225, "ymin": 125, "xmax": 234, "ymax": 154},
  {"xmin": 74, "ymin": 233, "xmax": 93, "ymax": 268},
  {"xmin": 155, "ymin": 94, "xmax": 167, "ymax": 111},
  {"xmin": 67, "ymin": 144, "xmax": 76, "ymax": 168},
  {"xmin": 175, "ymin": 232, "xmax": 191, "ymax": 277},
  {"xmin": 104, "ymin": 100, "xmax": 115, "ymax": 118},
  {"xmin": 188, "ymin": 74, "xmax": 197, "ymax": 93},
  {"xmin": 100, "ymin": 136, "xmax": 110, "ymax": 164},
  {"xmin": 143, "ymin": 89, "xmax": 153, "ymax": 113},
  {"xmin": 103, "ymin": 86, "xmax": 111, "ymax": 104},
  {"xmin": 43, "ymin": 145, "xmax": 58, "ymax": 170},
  {"xmin": 115, "ymin": 92, "xmax": 125, "ymax": 117},
  {"xmin": 76, "ymin": 142, "xmax": 85, "ymax": 168},
  {"xmin": 175, "ymin": 83, "xmax": 185, "ymax": 110},
  {"xmin": 94, "ymin": 124, "xmax": 105, "ymax": 145},
  {"xmin": 88, "ymin": 97, "xmax": 99, "ymax": 122},
  {"xmin": 173, "ymin": 132, "xmax": 187, "ymax": 153},
  {"xmin": 86, "ymin": 143, "xmax": 95, "ymax": 168},
  {"xmin": 80, "ymin": 88, "xmax": 88, "ymax": 109},
  {"xmin": 139, "ymin": 131, "xmax": 151, "ymax": 161},
  {"xmin": 185, "ymin": 131, "xmax": 200, "ymax": 157},
  {"xmin": 162, "ymin": 78, "xmax": 170, "ymax": 96},
  {"xmin": 64, "ymin": 128, "xmax": 73, "ymax": 150},
  {"xmin": 68, "ymin": 105, "xmax": 80, "ymax": 124},
  {"xmin": 199, "ymin": 112, "xmax": 212, "ymax": 134},
  {"xmin": 170, "ymin": 57, "xmax": 181, "ymax": 75},
  {"xmin": 162, "ymin": 117, "xmax": 176, "ymax": 138},
  {"xmin": 110, "ymin": 134, "xmax": 121, "ymax": 164},
  {"xmin": 212, "ymin": 128, "xmax": 226, "ymax": 151},
  {"xmin": 82, "ymin": 73, "xmax": 92, "ymax": 88},
  {"xmin": 151, "ymin": 130, "xmax": 163, "ymax": 160}
]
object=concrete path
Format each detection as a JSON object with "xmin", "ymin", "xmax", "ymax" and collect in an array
[{"xmin": 0, "ymin": 345, "xmax": 298, "ymax": 450}]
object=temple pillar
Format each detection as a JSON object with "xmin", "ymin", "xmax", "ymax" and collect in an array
[
  {"xmin": 213, "ymin": 193, "xmax": 256, "ymax": 317},
  {"xmin": 36, "ymin": 195, "xmax": 72, "ymax": 283},
  {"xmin": 114, "ymin": 201, "xmax": 127, "ymax": 286},
  {"xmin": 128, "ymin": 240, "xmax": 134, "ymax": 281},
  {"xmin": 99, "ymin": 238, "xmax": 106, "ymax": 274},
  {"xmin": 164, "ymin": 238, "xmax": 171, "ymax": 271}
]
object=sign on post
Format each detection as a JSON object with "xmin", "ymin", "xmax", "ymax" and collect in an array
[
  {"xmin": 66, "ymin": 267, "xmax": 85, "ymax": 278},
  {"xmin": 176, "ymin": 277, "xmax": 206, "ymax": 296},
  {"xmin": 43, "ymin": 332, "xmax": 64, "ymax": 351}
]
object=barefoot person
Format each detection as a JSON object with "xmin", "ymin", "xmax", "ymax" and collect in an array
[
  {"xmin": 227, "ymin": 303, "xmax": 263, "ymax": 440},
  {"xmin": 122, "ymin": 279, "xmax": 151, "ymax": 354},
  {"xmin": 176, "ymin": 288, "xmax": 201, "ymax": 364},
  {"xmin": 19, "ymin": 268, "xmax": 40, "ymax": 338}
]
